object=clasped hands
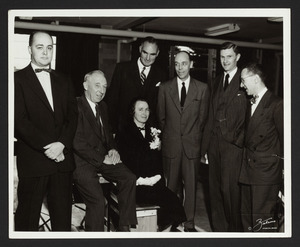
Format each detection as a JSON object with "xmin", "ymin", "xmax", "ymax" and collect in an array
[
  {"xmin": 103, "ymin": 149, "xmax": 121, "ymax": 165},
  {"xmin": 43, "ymin": 142, "xmax": 65, "ymax": 163},
  {"xmin": 136, "ymin": 174, "xmax": 161, "ymax": 186}
]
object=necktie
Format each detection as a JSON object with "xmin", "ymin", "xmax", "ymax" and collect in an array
[
  {"xmin": 140, "ymin": 67, "xmax": 146, "ymax": 85},
  {"xmin": 35, "ymin": 68, "xmax": 52, "ymax": 73},
  {"xmin": 95, "ymin": 104, "xmax": 105, "ymax": 139},
  {"xmin": 180, "ymin": 82, "xmax": 186, "ymax": 107},
  {"xmin": 250, "ymin": 95, "xmax": 259, "ymax": 105},
  {"xmin": 224, "ymin": 73, "xmax": 229, "ymax": 91}
]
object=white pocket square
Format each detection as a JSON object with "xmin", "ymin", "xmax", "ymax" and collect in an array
[
  {"xmin": 237, "ymin": 93, "xmax": 241, "ymax": 96},
  {"xmin": 156, "ymin": 82, "xmax": 161, "ymax": 87}
]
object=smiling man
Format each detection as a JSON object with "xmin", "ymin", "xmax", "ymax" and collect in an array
[
  {"xmin": 202, "ymin": 42, "xmax": 247, "ymax": 232},
  {"xmin": 239, "ymin": 63, "xmax": 283, "ymax": 232},
  {"xmin": 72, "ymin": 70, "xmax": 137, "ymax": 231},
  {"xmin": 105, "ymin": 36, "xmax": 167, "ymax": 135},
  {"xmin": 157, "ymin": 51, "xmax": 209, "ymax": 232}
]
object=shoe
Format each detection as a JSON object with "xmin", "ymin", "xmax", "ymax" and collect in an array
[
  {"xmin": 117, "ymin": 225, "xmax": 130, "ymax": 232},
  {"xmin": 184, "ymin": 227, "xmax": 198, "ymax": 232},
  {"xmin": 170, "ymin": 225, "xmax": 181, "ymax": 232}
]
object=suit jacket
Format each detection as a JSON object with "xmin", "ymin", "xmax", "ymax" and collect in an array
[
  {"xmin": 239, "ymin": 90, "xmax": 283, "ymax": 185},
  {"xmin": 73, "ymin": 95, "xmax": 117, "ymax": 169},
  {"xmin": 105, "ymin": 60, "xmax": 167, "ymax": 133},
  {"xmin": 157, "ymin": 77, "xmax": 209, "ymax": 159},
  {"xmin": 14, "ymin": 64, "xmax": 78, "ymax": 177},
  {"xmin": 116, "ymin": 120, "xmax": 163, "ymax": 179},
  {"xmin": 202, "ymin": 69, "xmax": 247, "ymax": 154}
]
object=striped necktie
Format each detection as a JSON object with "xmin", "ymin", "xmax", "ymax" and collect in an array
[{"xmin": 140, "ymin": 66, "xmax": 146, "ymax": 85}]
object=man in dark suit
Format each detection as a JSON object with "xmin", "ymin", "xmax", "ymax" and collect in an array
[
  {"xmin": 157, "ymin": 51, "xmax": 209, "ymax": 232},
  {"xmin": 14, "ymin": 31, "xmax": 78, "ymax": 231},
  {"xmin": 239, "ymin": 63, "xmax": 283, "ymax": 232},
  {"xmin": 105, "ymin": 36, "xmax": 167, "ymax": 134},
  {"xmin": 73, "ymin": 70, "xmax": 137, "ymax": 231},
  {"xmin": 201, "ymin": 42, "xmax": 247, "ymax": 232}
]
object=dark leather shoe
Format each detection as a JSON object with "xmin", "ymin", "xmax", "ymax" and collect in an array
[
  {"xmin": 117, "ymin": 225, "xmax": 130, "ymax": 232},
  {"xmin": 170, "ymin": 226, "xmax": 181, "ymax": 232},
  {"xmin": 184, "ymin": 227, "xmax": 198, "ymax": 232}
]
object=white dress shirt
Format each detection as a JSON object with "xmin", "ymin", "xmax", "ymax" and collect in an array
[
  {"xmin": 137, "ymin": 58, "xmax": 151, "ymax": 78},
  {"xmin": 251, "ymin": 87, "xmax": 268, "ymax": 116},
  {"xmin": 177, "ymin": 76, "xmax": 190, "ymax": 101},
  {"xmin": 223, "ymin": 67, "xmax": 238, "ymax": 87},
  {"xmin": 32, "ymin": 63, "xmax": 54, "ymax": 110}
]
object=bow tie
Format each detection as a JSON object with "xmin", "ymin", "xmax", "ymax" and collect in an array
[
  {"xmin": 250, "ymin": 95, "xmax": 259, "ymax": 105},
  {"xmin": 35, "ymin": 68, "xmax": 52, "ymax": 73},
  {"xmin": 138, "ymin": 127, "xmax": 145, "ymax": 131}
]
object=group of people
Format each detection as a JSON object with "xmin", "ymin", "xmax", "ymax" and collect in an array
[{"xmin": 14, "ymin": 31, "xmax": 283, "ymax": 233}]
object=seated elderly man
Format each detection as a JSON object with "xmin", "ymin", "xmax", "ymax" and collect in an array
[{"xmin": 73, "ymin": 70, "xmax": 137, "ymax": 231}]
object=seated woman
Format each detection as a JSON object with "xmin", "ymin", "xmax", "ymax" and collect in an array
[{"xmin": 116, "ymin": 98, "xmax": 186, "ymax": 232}]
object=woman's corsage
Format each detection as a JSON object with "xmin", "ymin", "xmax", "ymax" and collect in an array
[{"xmin": 149, "ymin": 127, "xmax": 161, "ymax": 150}]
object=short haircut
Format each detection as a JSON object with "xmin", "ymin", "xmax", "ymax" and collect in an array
[
  {"xmin": 221, "ymin": 42, "xmax": 240, "ymax": 55},
  {"xmin": 242, "ymin": 62, "xmax": 267, "ymax": 83},
  {"xmin": 140, "ymin": 36, "xmax": 159, "ymax": 49},
  {"xmin": 29, "ymin": 31, "xmax": 53, "ymax": 46},
  {"xmin": 84, "ymin": 70, "xmax": 106, "ymax": 83}
]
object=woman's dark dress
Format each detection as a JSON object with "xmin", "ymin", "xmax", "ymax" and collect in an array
[{"xmin": 116, "ymin": 121, "xmax": 186, "ymax": 229}]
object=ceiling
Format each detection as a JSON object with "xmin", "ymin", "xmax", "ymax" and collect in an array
[{"xmin": 17, "ymin": 16, "xmax": 283, "ymax": 45}]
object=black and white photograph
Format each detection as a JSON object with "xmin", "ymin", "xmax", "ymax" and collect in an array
[{"xmin": 6, "ymin": 7, "xmax": 292, "ymax": 241}]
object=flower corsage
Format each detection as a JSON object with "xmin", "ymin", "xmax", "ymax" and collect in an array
[{"xmin": 149, "ymin": 127, "xmax": 161, "ymax": 150}]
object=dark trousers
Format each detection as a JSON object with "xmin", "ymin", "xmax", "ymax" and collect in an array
[
  {"xmin": 73, "ymin": 163, "xmax": 137, "ymax": 231},
  {"xmin": 163, "ymin": 150, "xmax": 199, "ymax": 229},
  {"xmin": 136, "ymin": 180, "xmax": 186, "ymax": 229},
  {"xmin": 241, "ymin": 184, "xmax": 281, "ymax": 232},
  {"xmin": 208, "ymin": 130, "xmax": 243, "ymax": 232},
  {"xmin": 15, "ymin": 171, "xmax": 73, "ymax": 231}
]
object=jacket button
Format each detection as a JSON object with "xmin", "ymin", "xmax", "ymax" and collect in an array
[{"xmin": 248, "ymin": 158, "xmax": 251, "ymax": 162}]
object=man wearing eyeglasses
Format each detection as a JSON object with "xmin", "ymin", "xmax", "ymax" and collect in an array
[
  {"xmin": 202, "ymin": 42, "xmax": 247, "ymax": 232},
  {"xmin": 239, "ymin": 62, "xmax": 283, "ymax": 232}
]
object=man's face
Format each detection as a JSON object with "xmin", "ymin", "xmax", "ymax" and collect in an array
[
  {"xmin": 133, "ymin": 100, "xmax": 150, "ymax": 125},
  {"xmin": 220, "ymin": 47, "xmax": 240, "ymax": 73},
  {"xmin": 28, "ymin": 32, "xmax": 53, "ymax": 67},
  {"xmin": 175, "ymin": 52, "xmax": 193, "ymax": 81},
  {"xmin": 240, "ymin": 68, "xmax": 257, "ymax": 96},
  {"xmin": 84, "ymin": 73, "xmax": 107, "ymax": 103},
  {"xmin": 139, "ymin": 41, "xmax": 159, "ymax": 67}
]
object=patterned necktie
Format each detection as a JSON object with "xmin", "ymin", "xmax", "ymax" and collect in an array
[
  {"xmin": 181, "ymin": 82, "xmax": 186, "ymax": 107},
  {"xmin": 250, "ymin": 95, "xmax": 259, "ymax": 104},
  {"xmin": 140, "ymin": 67, "xmax": 146, "ymax": 85},
  {"xmin": 224, "ymin": 73, "xmax": 229, "ymax": 91}
]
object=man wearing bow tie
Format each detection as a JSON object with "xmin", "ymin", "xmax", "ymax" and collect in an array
[
  {"xmin": 239, "ymin": 63, "xmax": 283, "ymax": 232},
  {"xmin": 201, "ymin": 42, "xmax": 247, "ymax": 232},
  {"xmin": 105, "ymin": 36, "xmax": 167, "ymax": 135},
  {"xmin": 14, "ymin": 31, "xmax": 78, "ymax": 230}
]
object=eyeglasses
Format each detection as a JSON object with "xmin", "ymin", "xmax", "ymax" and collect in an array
[{"xmin": 241, "ymin": 74, "xmax": 255, "ymax": 84}]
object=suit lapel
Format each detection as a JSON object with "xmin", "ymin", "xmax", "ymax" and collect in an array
[
  {"xmin": 183, "ymin": 78, "xmax": 197, "ymax": 110},
  {"xmin": 81, "ymin": 96, "xmax": 102, "ymax": 140},
  {"xmin": 223, "ymin": 70, "xmax": 240, "ymax": 105},
  {"xmin": 246, "ymin": 90, "xmax": 272, "ymax": 141},
  {"xmin": 24, "ymin": 65, "xmax": 54, "ymax": 114},
  {"xmin": 168, "ymin": 78, "xmax": 181, "ymax": 112}
]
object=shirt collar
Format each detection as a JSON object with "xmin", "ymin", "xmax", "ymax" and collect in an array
[
  {"xmin": 31, "ymin": 63, "xmax": 51, "ymax": 71},
  {"xmin": 85, "ymin": 96, "xmax": 98, "ymax": 115},
  {"xmin": 224, "ymin": 67, "xmax": 238, "ymax": 82},
  {"xmin": 137, "ymin": 58, "xmax": 151, "ymax": 72},
  {"xmin": 255, "ymin": 87, "xmax": 268, "ymax": 105}
]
